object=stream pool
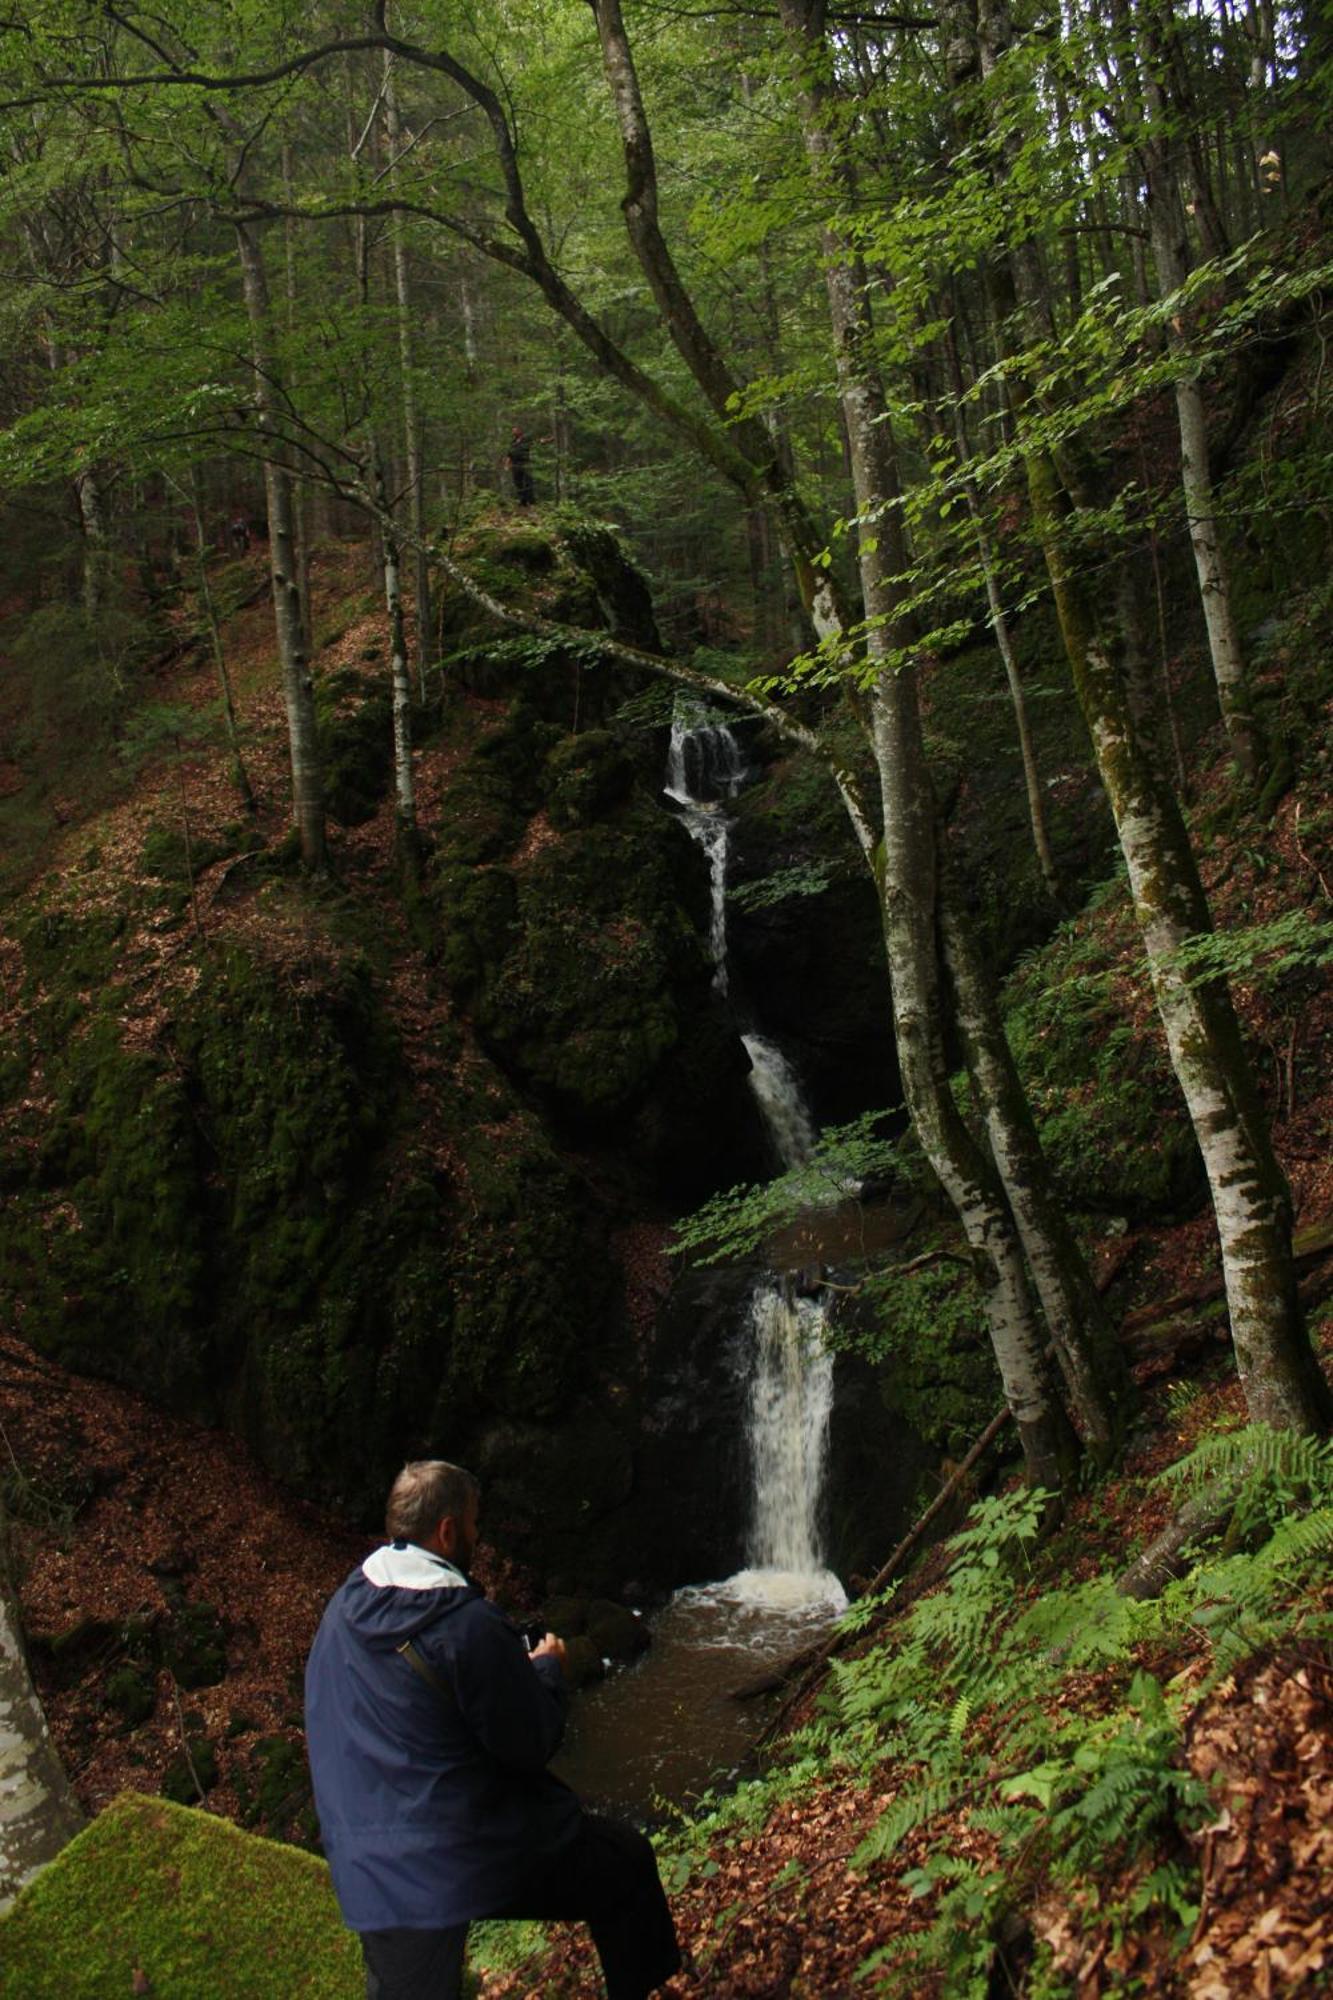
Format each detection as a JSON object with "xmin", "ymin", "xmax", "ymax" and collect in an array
[{"xmin": 550, "ymin": 1566, "xmax": 846, "ymax": 1821}]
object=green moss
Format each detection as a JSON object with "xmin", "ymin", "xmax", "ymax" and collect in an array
[
  {"xmin": 466, "ymin": 813, "xmax": 708, "ymax": 1120},
  {"xmin": 0, "ymin": 1794, "xmax": 362, "ymax": 1998},
  {"xmin": 544, "ymin": 730, "xmax": 636, "ymax": 830},
  {"xmin": 161, "ymin": 1739, "xmax": 219, "ymax": 1803},
  {"xmin": 316, "ymin": 670, "xmax": 394, "ymax": 826},
  {"xmin": 1, "ymin": 1009, "xmax": 209, "ymax": 1394},
  {"xmin": 163, "ymin": 1600, "xmax": 228, "ymax": 1690},
  {"xmin": 104, "ymin": 1665, "xmax": 155, "ymax": 1728},
  {"xmin": 1002, "ymin": 906, "xmax": 1199, "ymax": 1213},
  {"xmin": 139, "ymin": 820, "xmax": 232, "ymax": 883}
]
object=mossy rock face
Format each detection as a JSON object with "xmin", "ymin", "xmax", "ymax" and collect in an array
[
  {"xmin": 544, "ymin": 730, "xmax": 637, "ymax": 831},
  {"xmin": 436, "ymin": 512, "xmax": 659, "ymax": 727},
  {"xmin": 1, "ymin": 1009, "xmax": 210, "ymax": 1398},
  {"xmin": 468, "ymin": 814, "xmax": 710, "ymax": 1122},
  {"xmin": 0, "ymin": 898, "xmax": 613, "ymax": 1522},
  {"xmin": 0, "ymin": 1793, "xmax": 362, "ymax": 1998},
  {"xmin": 316, "ymin": 669, "xmax": 394, "ymax": 826}
]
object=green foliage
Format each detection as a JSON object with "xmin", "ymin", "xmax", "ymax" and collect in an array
[
  {"xmin": 669, "ymin": 1409, "xmax": 1333, "ymax": 1996},
  {"xmin": 1003, "ymin": 914, "xmax": 1197, "ymax": 1212},
  {"xmin": 1167, "ymin": 910, "xmax": 1333, "ymax": 992},
  {"xmin": 726, "ymin": 860, "xmax": 840, "ymax": 913},
  {"xmin": 840, "ymin": 1256, "xmax": 999, "ymax": 1454},
  {"xmin": 670, "ymin": 1111, "xmax": 902, "ymax": 1263}
]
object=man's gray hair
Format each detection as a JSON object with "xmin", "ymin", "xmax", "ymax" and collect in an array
[{"xmin": 385, "ymin": 1460, "xmax": 480, "ymax": 1544}]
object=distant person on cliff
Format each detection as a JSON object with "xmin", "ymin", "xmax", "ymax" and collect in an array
[
  {"xmin": 505, "ymin": 426, "xmax": 536, "ymax": 506},
  {"xmin": 305, "ymin": 1458, "xmax": 680, "ymax": 2000}
]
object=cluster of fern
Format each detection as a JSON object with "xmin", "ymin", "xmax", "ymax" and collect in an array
[{"xmin": 678, "ymin": 1421, "xmax": 1333, "ymax": 1996}]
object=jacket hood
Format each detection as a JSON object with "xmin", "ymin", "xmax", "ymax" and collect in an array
[{"xmin": 339, "ymin": 1540, "xmax": 482, "ymax": 1648}]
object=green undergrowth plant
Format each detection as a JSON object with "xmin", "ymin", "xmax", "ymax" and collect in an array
[
  {"xmin": 668, "ymin": 1110, "xmax": 904, "ymax": 1264},
  {"xmin": 661, "ymin": 1422, "xmax": 1333, "ymax": 1996}
]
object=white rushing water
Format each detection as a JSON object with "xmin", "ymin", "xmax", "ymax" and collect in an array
[
  {"xmin": 663, "ymin": 704, "xmax": 748, "ymax": 993},
  {"xmin": 548, "ymin": 723, "xmax": 850, "ymax": 1818},
  {"xmin": 718, "ymin": 1279, "xmax": 846, "ymax": 1617},
  {"xmin": 741, "ymin": 1032, "xmax": 816, "ymax": 1172}
]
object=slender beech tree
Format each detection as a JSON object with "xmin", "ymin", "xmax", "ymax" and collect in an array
[
  {"xmin": 1114, "ymin": 0, "xmax": 1263, "ymax": 782},
  {"xmin": 234, "ymin": 218, "xmax": 327, "ymax": 870},
  {"xmin": 967, "ymin": 0, "xmax": 1332, "ymax": 1434},
  {"xmin": 0, "ymin": 1558, "xmax": 83, "ymax": 1913}
]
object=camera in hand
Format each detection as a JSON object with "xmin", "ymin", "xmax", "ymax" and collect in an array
[{"xmin": 520, "ymin": 1622, "xmax": 549, "ymax": 1653}]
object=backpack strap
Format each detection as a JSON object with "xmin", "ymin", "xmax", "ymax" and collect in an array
[{"xmin": 396, "ymin": 1638, "xmax": 458, "ymax": 1712}]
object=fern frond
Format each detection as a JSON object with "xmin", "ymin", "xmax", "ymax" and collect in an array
[
  {"xmin": 852, "ymin": 1779, "xmax": 964, "ymax": 1868},
  {"xmin": 1160, "ymin": 1423, "xmax": 1333, "ymax": 1497}
]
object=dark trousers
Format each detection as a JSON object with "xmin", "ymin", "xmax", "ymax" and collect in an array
[{"xmin": 361, "ymin": 1814, "xmax": 680, "ymax": 2000}]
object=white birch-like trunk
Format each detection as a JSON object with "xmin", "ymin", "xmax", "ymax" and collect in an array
[
  {"xmin": 1082, "ymin": 658, "xmax": 1327, "ymax": 1431},
  {"xmin": 779, "ymin": 0, "xmax": 1073, "ymax": 1491},
  {"xmin": 383, "ymin": 51, "xmax": 434, "ymax": 689},
  {"xmin": 371, "ymin": 450, "xmax": 418, "ymax": 844},
  {"xmin": 234, "ymin": 222, "xmax": 327, "ymax": 871},
  {"xmin": 0, "ymin": 1583, "xmax": 83, "ymax": 1913}
]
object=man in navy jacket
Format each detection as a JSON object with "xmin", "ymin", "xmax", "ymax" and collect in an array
[{"xmin": 306, "ymin": 1459, "xmax": 680, "ymax": 2000}]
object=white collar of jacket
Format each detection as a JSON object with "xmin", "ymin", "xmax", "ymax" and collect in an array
[{"xmin": 361, "ymin": 1542, "xmax": 470, "ymax": 1591}]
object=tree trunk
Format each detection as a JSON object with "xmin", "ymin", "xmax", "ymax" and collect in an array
[
  {"xmin": 938, "ymin": 875, "xmax": 1128, "ymax": 1460},
  {"xmin": 370, "ymin": 447, "xmax": 418, "ymax": 853},
  {"xmin": 383, "ymin": 50, "xmax": 434, "ymax": 690},
  {"xmin": 778, "ymin": 0, "xmax": 1078, "ymax": 1493},
  {"xmin": 0, "ymin": 1573, "xmax": 83, "ymax": 1913},
  {"xmin": 234, "ymin": 220, "xmax": 327, "ymax": 871},
  {"xmin": 1025, "ymin": 448, "xmax": 1330, "ymax": 1434}
]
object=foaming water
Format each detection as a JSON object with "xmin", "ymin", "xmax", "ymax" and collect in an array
[
  {"xmin": 553, "ymin": 1276, "xmax": 846, "ymax": 1820},
  {"xmin": 550, "ymin": 1568, "xmax": 845, "ymax": 1818}
]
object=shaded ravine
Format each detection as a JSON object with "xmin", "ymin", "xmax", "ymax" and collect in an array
[{"xmin": 551, "ymin": 709, "xmax": 846, "ymax": 1817}]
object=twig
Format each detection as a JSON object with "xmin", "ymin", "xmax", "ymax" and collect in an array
[
  {"xmin": 1293, "ymin": 802, "xmax": 1332, "ymax": 903},
  {"xmin": 167, "ymin": 1675, "xmax": 209, "ymax": 1806}
]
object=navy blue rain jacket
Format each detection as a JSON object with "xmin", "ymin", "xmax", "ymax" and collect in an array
[{"xmin": 305, "ymin": 1541, "xmax": 581, "ymax": 1930}]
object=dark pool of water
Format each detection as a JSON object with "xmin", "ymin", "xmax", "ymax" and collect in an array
[{"xmin": 550, "ymin": 1567, "xmax": 846, "ymax": 1821}]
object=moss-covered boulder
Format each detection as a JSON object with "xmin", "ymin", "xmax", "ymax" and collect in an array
[
  {"xmin": 435, "ymin": 508, "xmax": 661, "ymax": 729},
  {"xmin": 0, "ymin": 1793, "xmax": 362, "ymax": 1998},
  {"xmin": 0, "ymin": 887, "xmax": 617, "ymax": 1525}
]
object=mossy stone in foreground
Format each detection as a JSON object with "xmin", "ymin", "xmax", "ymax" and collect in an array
[{"xmin": 0, "ymin": 1792, "xmax": 361, "ymax": 1998}]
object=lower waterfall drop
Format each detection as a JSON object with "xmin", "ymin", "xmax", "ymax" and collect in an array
[
  {"xmin": 723, "ymin": 1281, "xmax": 846, "ymax": 1616},
  {"xmin": 745, "ymin": 1283, "xmax": 836, "ymax": 1577}
]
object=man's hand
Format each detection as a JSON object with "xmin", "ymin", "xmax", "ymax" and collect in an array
[{"xmin": 529, "ymin": 1633, "xmax": 568, "ymax": 1674}]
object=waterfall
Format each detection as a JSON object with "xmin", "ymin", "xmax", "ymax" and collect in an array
[
  {"xmin": 662, "ymin": 706, "xmax": 846, "ymax": 1616},
  {"xmin": 744, "ymin": 1282, "xmax": 836, "ymax": 1576},
  {"xmin": 663, "ymin": 704, "xmax": 748, "ymax": 993},
  {"xmin": 741, "ymin": 1032, "xmax": 816, "ymax": 1172}
]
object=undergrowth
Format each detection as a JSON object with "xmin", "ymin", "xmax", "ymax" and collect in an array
[{"xmin": 664, "ymin": 1422, "xmax": 1333, "ymax": 1996}]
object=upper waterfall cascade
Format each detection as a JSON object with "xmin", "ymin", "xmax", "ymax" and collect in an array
[
  {"xmin": 663, "ymin": 706, "xmax": 749, "ymax": 995},
  {"xmin": 664, "ymin": 705, "xmax": 845, "ymax": 1612}
]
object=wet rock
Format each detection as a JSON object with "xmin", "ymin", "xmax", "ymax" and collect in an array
[{"xmin": 586, "ymin": 1600, "xmax": 649, "ymax": 1662}]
